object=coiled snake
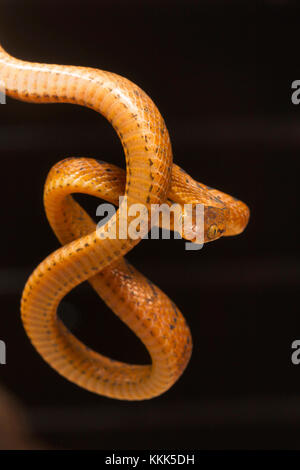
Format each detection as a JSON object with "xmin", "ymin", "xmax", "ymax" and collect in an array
[{"xmin": 0, "ymin": 44, "xmax": 249, "ymax": 400}]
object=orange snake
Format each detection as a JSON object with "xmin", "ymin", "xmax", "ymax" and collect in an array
[{"xmin": 0, "ymin": 44, "xmax": 249, "ymax": 400}]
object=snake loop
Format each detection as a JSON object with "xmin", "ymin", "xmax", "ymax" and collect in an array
[{"xmin": 0, "ymin": 44, "xmax": 249, "ymax": 400}]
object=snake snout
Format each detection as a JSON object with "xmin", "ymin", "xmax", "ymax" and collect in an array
[{"xmin": 223, "ymin": 201, "xmax": 250, "ymax": 237}]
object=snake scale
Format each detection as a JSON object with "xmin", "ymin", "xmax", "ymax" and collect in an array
[{"xmin": 0, "ymin": 43, "xmax": 249, "ymax": 400}]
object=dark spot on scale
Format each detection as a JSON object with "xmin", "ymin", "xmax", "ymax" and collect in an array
[
  {"xmin": 145, "ymin": 278, "xmax": 157, "ymax": 300},
  {"xmin": 171, "ymin": 302, "xmax": 179, "ymax": 317}
]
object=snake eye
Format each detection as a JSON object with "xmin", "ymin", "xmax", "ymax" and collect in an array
[{"xmin": 207, "ymin": 224, "xmax": 218, "ymax": 240}]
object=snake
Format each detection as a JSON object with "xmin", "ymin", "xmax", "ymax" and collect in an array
[{"xmin": 0, "ymin": 43, "xmax": 249, "ymax": 400}]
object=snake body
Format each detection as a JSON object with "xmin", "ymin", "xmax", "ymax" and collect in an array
[{"xmin": 0, "ymin": 44, "xmax": 249, "ymax": 400}]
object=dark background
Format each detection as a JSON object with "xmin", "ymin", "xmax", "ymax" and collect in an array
[{"xmin": 0, "ymin": 0, "xmax": 300, "ymax": 450}]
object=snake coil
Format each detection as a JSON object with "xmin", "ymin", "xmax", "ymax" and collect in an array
[{"xmin": 0, "ymin": 44, "xmax": 249, "ymax": 400}]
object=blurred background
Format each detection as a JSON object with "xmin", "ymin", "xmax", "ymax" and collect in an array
[{"xmin": 0, "ymin": 0, "xmax": 300, "ymax": 450}]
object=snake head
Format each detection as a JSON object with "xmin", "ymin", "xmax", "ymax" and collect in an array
[
  {"xmin": 180, "ymin": 204, "xmax": 228, "ymax": 244},
  {"xmin": 204, "ymin": 206, "xmax": 228, "ymax": 242}
]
